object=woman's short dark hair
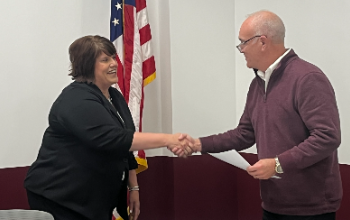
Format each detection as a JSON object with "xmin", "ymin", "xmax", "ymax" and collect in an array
[{"xmin": 68, "ymin": 35, "xmax": 116, "ymax": 81}]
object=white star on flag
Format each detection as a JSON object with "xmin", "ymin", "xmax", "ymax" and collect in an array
[
  {"xmin": 115, "ymin": 2, "xmax": 122, "ymax": 10},
  {"xmin": 112, "ymin": 18, "xmax": 119, "ymax": 26}
]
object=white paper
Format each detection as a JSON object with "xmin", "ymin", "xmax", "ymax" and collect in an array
[
  {"xmin": 209, "ymin": 149, "xmax": 250, "ymax": 171},
  {"xmin": 209, "ymin": 150, "xmax": 281, "ymax": 179}
]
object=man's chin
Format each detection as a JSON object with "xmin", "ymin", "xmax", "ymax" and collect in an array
[{"xmin": 246, "ymin": 62, "xmax": 256, "ymax": 69}]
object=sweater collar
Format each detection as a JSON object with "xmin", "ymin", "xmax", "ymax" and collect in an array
[
  {"xmin": 256, "ymin": 48, "xmax": 291, "ymax": 91},
  {"xmin": 253, "ymin": 49, "xmax": 298, "ymax": 76}
]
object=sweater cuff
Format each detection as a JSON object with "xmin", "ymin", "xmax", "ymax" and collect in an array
[
  {"xmin": 277, "ymin": 150, "xmax": 297, "ymax": 173},
  {"xmin": 199, "ymin": 136, "xmax": 214, "ymax": 153}
]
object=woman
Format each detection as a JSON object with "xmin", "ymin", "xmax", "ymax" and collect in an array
[{"xmin": 24, "ymin": 35, "xmax": 188, "ymax": 220}]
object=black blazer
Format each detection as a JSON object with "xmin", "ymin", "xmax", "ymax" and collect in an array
[{"xmin": 25, "ymin": 81, "xmax": 138, "ymax": 220}]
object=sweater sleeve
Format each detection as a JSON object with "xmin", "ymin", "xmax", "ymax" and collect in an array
[
  {"xmin": 200, "ymin": 103, "xmax": 256, "ymax": 153},
  {"xmin": 278, "ymin": 71, "xmax": 341, "ymax": 172}
]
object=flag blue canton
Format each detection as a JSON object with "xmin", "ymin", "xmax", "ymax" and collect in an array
[{"xmin": 110, "ymin": 0, "xmax": 123, "ymax": 42}]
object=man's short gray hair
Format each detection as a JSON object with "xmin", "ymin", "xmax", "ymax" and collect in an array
[{"xmin": 247, "ymin": 10, "xmax": 285, "ymax": 44}]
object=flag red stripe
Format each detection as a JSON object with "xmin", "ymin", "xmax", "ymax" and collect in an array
[
  {"xmin": 116, "ymin": 55, "xmax": 125, "ymax": 95},
  {"xmin": 123, "ymin": 4, "xmax": 135, "ymax": 103},
  {"xmin": 139, "ymin": 24, "xmax": 151, "ymax": 46},
  {"xmin": 136, "ymin": 0, "xmax": 146, "ymax": 12},
  {"xmin": 142, "ymin": 56, "xmax": 156, "ymax": 79}
]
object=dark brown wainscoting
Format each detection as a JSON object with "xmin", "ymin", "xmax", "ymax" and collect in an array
[{"xmin": 0, "ymin": 153, "xmax": 349, "ymax": 220}]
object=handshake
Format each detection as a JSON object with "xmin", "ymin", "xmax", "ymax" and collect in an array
[
  {"xmin": 166, "ymin": 133, "xmax": 201, "ymax": 158},
  {"xmin": 164, "ymin": 133, "xmax": 279, "ymax": 180}
]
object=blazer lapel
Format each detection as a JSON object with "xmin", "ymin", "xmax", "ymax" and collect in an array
[{"xmin": 107, "ymin": 99, "xmax": 126, "ymax": 128}]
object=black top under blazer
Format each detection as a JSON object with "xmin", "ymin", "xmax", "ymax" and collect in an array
[{"xmin": 25, "ymin": 81, "xmax": 138, "ymax": 220}]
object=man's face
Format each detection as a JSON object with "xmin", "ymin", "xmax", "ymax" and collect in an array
[{"xmin": 238, "ymin": 20, "xmax": 262, "ymax": 69}]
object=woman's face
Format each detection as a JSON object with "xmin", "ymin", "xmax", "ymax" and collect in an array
[{"xmin": 94, "ymin": 52, "xmax": 118, "ymax": 90}]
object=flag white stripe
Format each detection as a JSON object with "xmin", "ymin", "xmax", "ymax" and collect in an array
[
  {"xmin": 128, "ymin": 6, "xmax": 143, "ymax": 132},
  {"xmin": 137, "ymin": 7, "xmax": 149, "ymax": 30},
  {"xmin": 112, "ymin": 35, "xmax": 124, "ymax": 64},
  {"xmin": 141, "ymin": 40, "xmax": 153, "ymax": 62}
]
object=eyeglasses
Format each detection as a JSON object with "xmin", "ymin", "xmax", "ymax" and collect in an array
[{"xmin": 236, "ymin": 35, "xmax": 262, "ymax": 53}]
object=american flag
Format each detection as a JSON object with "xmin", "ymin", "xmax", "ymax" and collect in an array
[
  {"xmin": 110, "ymin": 0, "xmax": 156, "ymax": 175},
  {"xmin": 110, "ymin": 0, "xmax": 156, "ymax": 219}
]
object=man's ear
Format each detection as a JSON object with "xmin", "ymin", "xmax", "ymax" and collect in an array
[
  {"xmin": 260, "ymin": 36, "xmax": 268, "ymax": 51},
  {"xmin": 260, "ymin": 35, "xmax": 267, "ymax": 45}
]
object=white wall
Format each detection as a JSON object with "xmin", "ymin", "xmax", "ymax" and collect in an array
[
  {"xmin": 142, "ymin": 0, "xmax": 175, "ymax": 157},
  {"xmin": 0, "ymin": 0, "xmax": 82, "ymax": 168},
  {"xmin": 0, "ymin": 0, "xmax": 349, "ymax": 168},
  {"xmin": 0, "ymin": 0, "xmax": 173, "ymax": 167},
  {"xmin": 140, "ymin": 0, "xmax": 237, "ymax": 157},
  {"xmin": 169, "ymin": 0, "xmax": 237, "ymax": 138}
]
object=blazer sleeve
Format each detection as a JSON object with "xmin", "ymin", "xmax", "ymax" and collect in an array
[{"xmin": 128, "ymin": 152, "xmax": 138, "ymax": 170}]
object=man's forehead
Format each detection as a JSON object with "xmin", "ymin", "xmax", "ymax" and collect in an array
[{"xmin": 238, "ymin": 22, "xmax": 254, "ymax": 40}]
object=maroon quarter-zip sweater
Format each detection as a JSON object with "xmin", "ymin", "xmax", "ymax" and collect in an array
[{"xmin": 200, "ymin": 49, "xmax": 342, "ymax": 215}]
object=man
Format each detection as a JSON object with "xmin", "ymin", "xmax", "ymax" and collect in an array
[{"xmin": 175, "ymin": 10, "xmax": 342, "ymax": 220}]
